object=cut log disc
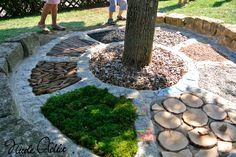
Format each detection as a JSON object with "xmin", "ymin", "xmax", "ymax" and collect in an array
[
  {"xmin": 163, "ymin": 98, "xmax": 186, "ymax": 114},
  {"xmin": 180, "ymin": 93, "xmax": 204, "ymax": 108},
  {"xmin": 203, "ymin": 104, "xmax": 227, "ymax": 120},
  {"xmin": 195, "ymin": 147, "xmax": 218, "ymax": 157},
  {"xmin": 188, "ymin": 128, "xmax": 217, "ymax": 148},
  {"xmin": 210, "ymin": 122, "xmax": 236, "ymax": 142},
  {"xmin": 183, "ymin": 109, "xmax": 208, "ymax": 127},
  {"xmin": 158, "ymin": 130, "xmax": 188, "ymax": 151},
  {"xmin": 154, "ymin": 111, "xmax": 181, "ymax": 129},
  {"xmin": 228, "ymin": 111, "xmax": 236, "ymax": 125}
]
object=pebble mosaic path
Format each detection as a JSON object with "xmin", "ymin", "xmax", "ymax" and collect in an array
[{"xmin": 5, "ymin": 25, "xmax": 236, "ymax": 157}]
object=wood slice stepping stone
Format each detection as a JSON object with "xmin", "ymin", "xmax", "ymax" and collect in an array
[
  {"xmin": 180, "ymin": 93, "xmax": 204, "ymax": 108},
  {"xmin": 183, "ymin": 109, "xmax": 208, "ymax": 127},
  {"xmin": 203, "ymin": 104, "xmax": 227, "ymax": 120},
  {"xmin": 154, "ymin": 111, "xmax": 181, "ymax": 129},
  {"xmin": 210, "ymin": 122, "xmax": 236, "ymax": 142},
  {"xmin": 195, "ymin": 147, "xmax": 218, "ymax": 157},
  {"xmin": 217, "ymin": 141, "xmax": 232, "ymax": 153},
  {"xmin": 47, "ymin": 36, "xmax": 96, "ymax": 57},
  {"xmin": 163, "ymin": 98, "xmax": 186, "ymax": 114},
  {"xmin": 228, "ymin": 111, "xmax": 236, "ymax": 124},
  {"xmin": 29, "ymin": 61, "xmax": 81, "ymax": 95},
  {"xmin": 161, "ymin": 149, "xmax": 192, "ymax": 157},
  {"xmin": 188, "ymin": 128, "xmax": 217, "ymax": 148},
  {"xmin": 158, "ymin": 130, "xmax": 188, "ymax": 151}
]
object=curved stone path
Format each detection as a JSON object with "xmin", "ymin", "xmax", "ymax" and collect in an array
[{"xmin": 0, "ymin": 25, "xmax": 235, "ymax": 157}]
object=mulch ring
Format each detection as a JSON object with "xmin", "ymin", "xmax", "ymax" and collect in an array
[
  {"xmin": 180, "ymin": 42, "xmax": 229, "ymax": 62},
  {"xmin": 47, "ymin": 36, "xmax": 97, "ymax": 57},
  {"xmin": 29, "ymin": 61, "xmax": 81, "ymax": 95},
  {"xmin": 89, "ymin": 44, "xmax": 187, "ymax": 90}
]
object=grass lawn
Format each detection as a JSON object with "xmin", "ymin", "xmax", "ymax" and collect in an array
[
  {"xmin": 41, "ymin": 86, "xmax": 138, "ymax": 157},
  {"xmin": 0, "ymin": 0, "xmax": 235, "ymax": 43}
]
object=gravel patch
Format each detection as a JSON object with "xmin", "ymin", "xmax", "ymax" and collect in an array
[
  {"xmin": 89, "ymin": 44, "xmax": 187, "ymax": 90},
  {"xmin": 198, "ymin": 64, "xmax": 236, "ymax": 102},
  {"xmin": 180, "ymin": 42, "xmax": 229, "ymax": 61}
]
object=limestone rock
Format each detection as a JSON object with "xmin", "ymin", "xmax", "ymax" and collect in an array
[
  {"xmin": 0, "ymin": 58, "xmax": 8, "ymax": 74},
  {"xmin": 228, "ymin": 111, "xmax": 236, "ymax": 125},
  {"xmin": 158, "ymin": 130, "xmax": 188, "ymax": 151},
  {"xmin": 180, "ymin": 93, "xmax": 204, "ymax": 108},
  {"xmin": 203, "ymin": 104, "xmax": 227, "ymax": 120},
  {"xmin": 188, "ymin": 128, "xmax": 217, "ymax": 148},
  {"xmin": 217, "ymin": 141, "xmax": 232, "ymax": 153},
  {"xmin": 210, "ymin": 122, "xmax": 236, "ymax": 142},
  {"xmin": 183, "ymin": 109, "xmax": 208, "ymax": 127},
  {"xmin": 163, "ymin": 98, "xmax": 186, "ymax": 114},
  {"xmin": 154, "ymin": 111, "xmax": 181, "ymax": 129},
  {"xmin": 161, "ymin": 149, "xmax": 192, "ymax": 157},
  {"xmin": 195, "ymin": 147, "xmax": 219, "ymax": 157}
]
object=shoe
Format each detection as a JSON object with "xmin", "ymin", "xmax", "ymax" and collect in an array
[
  {"xmin": 38, "ymin": 23, "xmax": 50, "ymax": 33},
  {"xmin": 117, "ymin": 16, "xmax": 126, "ymax": 21},
  {"xmin": 51, "ymin": 24, "xmax": 66, "ymax": 31},
  {"xmin": 106, "ymin": 18, "xmax": 116, "ymax": 25}
]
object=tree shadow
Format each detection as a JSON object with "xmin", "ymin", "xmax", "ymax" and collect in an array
[
  {"xmin": 158, "ymin": 4, "xmax": 182, "ymax": 13},
  {"xmin": 212, "ymin": 0, "xmax": 232, "ymax": 7}
]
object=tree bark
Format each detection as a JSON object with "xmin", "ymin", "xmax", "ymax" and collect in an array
[{"xmin": 123, "ymin": 0, "xmax": 158, "ymax": 68}]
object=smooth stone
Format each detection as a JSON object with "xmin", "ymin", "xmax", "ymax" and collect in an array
[
  {"xmin": 180, "ymin": 93, "xmax": 204, "ymax": 108},
  {"xmin": 210, "ymin": 122, "xmax": 236, "ymax": 142},
  {"xmin": 228, "ymin": 111, "xmax": 236, "ymax": 125},
  {"xmin": 183, "ymin": 109, "xmax": 208, "ymax": 127},
  {"xmin": 154, "ymin": 111, "xmax": 181, "ymax": 129},
  {"xmin": 203, "ymin": 104, "xmax": 227, "ymax": 120},
  {"xmin": 151, "ymin": 103, "xmax": 165, "ymax": 111},
  {"xmin": 158, "ymin": 130, "xmax": 188, "ymax": 151},
  {"xmin": 188, "ymin": 127, "xmax": 217, "ymax": 148},
  {"xmin": 217, "ymin": 141, "xmax": 232, "ymax": 153},
  {"xmin": 163, "ymin": 98, "xmax": 186, "ymax": 114},
  {"xmin": 195, "ymin": 147, "xmax": 219, "ymax": 157}
]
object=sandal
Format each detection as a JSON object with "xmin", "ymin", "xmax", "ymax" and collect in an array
[
  {"xmin": 38, "ymin": 23, "xmax": 50, "ymax": 33},
  {"xmin": 117, "ymin": 16, "xmax": 126, "ymax": 21},
  {"xmin": 51, "ymin": 25, "xmax": 66, "ymax": 31},
  {"xmin": 106, "ymin": 18, "xmax": 116, "ymax": 25}
]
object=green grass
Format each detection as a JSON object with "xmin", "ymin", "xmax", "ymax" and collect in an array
[
  {"xmin": 0, "ymin": 0, "xmax": 235, "ymax": 43},
  {"xmin": 41, "ymin": 86, "xmax": 138, "ymax": 157}
]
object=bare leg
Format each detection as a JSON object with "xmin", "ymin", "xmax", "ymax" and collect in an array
[
  {"xmin": 109, "ymin": 11, "xmax": 113, "ymax": 19},
  {"xmin": 118, "ymin": 10, "xmax": 123, "ymax": 17},
  {"xmin": 38, "ymin": 3, "xmax": 53, "ymax": 25},
  {"xmin": 51, "ymin": 4, "xmax": 57, "ymax": 26}
]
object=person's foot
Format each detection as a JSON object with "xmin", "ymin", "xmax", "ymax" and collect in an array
[
  {"xmin": 117, "ymin": 16, "xmax": 126, "ymax": 21},
  {"xmin": 106, "ymin": 18, "xmax": 116, "ymax": 25},
  {"xmin": 38, "ymin": 23, "xmax": 50, "ymax": 33},
  {"xmin": 51, "ymin": 24, "xmax": 66, "ymax": 31}
]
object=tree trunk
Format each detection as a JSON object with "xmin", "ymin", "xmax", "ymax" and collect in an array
[{"xmin": 123, "ymin": 0, "xmax": 158, "ymax": 68}]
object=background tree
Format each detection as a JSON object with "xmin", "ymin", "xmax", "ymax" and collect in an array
[{"xmin": 122, "ymin": 0, "xmax": 158, "ymax": 68}]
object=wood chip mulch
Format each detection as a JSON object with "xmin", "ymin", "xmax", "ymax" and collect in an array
[
  {"xmin": 180, "ymin": 42, "xmax": 229, "ymax": 61},
  {"xmin": 47, "ymin": 36, "xmax": 96, "ymax": 57},
  {"xmin": 89, "ymin": 45, "xmax": 187, "ymax": 90},
  {"xmin": 29, "ymin": 61, "xmax": 81, "ymax": 95}
]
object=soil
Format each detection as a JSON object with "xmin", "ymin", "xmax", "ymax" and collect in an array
[{"xmin": 89, "ymin": 45, "xmax": 186, "ymax": 90}]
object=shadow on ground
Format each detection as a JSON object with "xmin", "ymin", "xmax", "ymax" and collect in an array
[{"xmin": 212, "ymin": 0, "xmax": 232, "ymax": 7}]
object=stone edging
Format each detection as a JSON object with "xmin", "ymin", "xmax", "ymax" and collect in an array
[{"xmin": 156, "ymin": 13, "xmax": 236, "ymax": 52}]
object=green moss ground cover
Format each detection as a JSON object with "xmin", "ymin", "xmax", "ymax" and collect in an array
[{"xmin": 41, "ymin": 86, "xmax": 138, "ymax": 157}]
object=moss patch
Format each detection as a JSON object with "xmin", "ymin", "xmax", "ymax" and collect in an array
[{"xmin": 41, "ymin": 86, "xmax": 138, "ymax": 157}]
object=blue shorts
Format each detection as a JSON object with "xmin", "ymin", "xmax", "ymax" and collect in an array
[{"xmin": 109, "ymin": 0, "xmax": 127, "ymax": 12}]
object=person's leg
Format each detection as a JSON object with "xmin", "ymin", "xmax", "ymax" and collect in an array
[
  {"xmin": 51, "ymin": 3, "xmax": 65, "ymax": 30},
  {"xmin": 107, "ymin": 0, "xmax": 116, "ymax": 25},
  {"xmin": 117, "ymin": 0, "xmax": 127, "ymax": 20},
  {"xmin": 38, "ymin": 3, "xmax": 53, "ymax": 26}
]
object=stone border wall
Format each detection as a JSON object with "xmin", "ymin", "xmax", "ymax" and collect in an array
[{"xmin": 156, "ymin": 13, "xmax": 236, "ymax": 52}]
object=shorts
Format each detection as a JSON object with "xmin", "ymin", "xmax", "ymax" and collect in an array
[
  {"xmin": 43, "ymin": 0, "xmax": 60, "ymax": 4},
  {"xmin": 109, "ymin": 0, "xmax": 127, "ymax": 12}
]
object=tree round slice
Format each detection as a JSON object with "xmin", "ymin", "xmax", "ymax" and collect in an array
[
  {"xmin": 195, "ymin": 147, "xmax": 218, "ymax": 157},
  {"xmin": 163, "ymin": 98, "xmax": 186, "ymax": 114},
  {"xmin": 228, "ymin": 111, "xmax": 236, "ymax": 125},
  {"xmin": 154, "ymin": 111, "xmax": 181, "ymax": 129},
  {"xmin": 210, "ymin": 122, "xmax": 236, "ymax": 142},
  {"xmin": 183, "ymin": 109, "xmax": 208, "ymax": 127},
  {"xmin": 180, "ymin": 93, "xmax": 204, "ymax": 108},
  {"xmin": 188, "ymin": 128, "xmax": 217, "ymax": 148},
  {"xmin": 203, "ymin": 104, "xmax": 227, "ymax": 120},
  {"xmin": 158, "ymin": 130, "xmax": 188, "ymax": 151}
]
